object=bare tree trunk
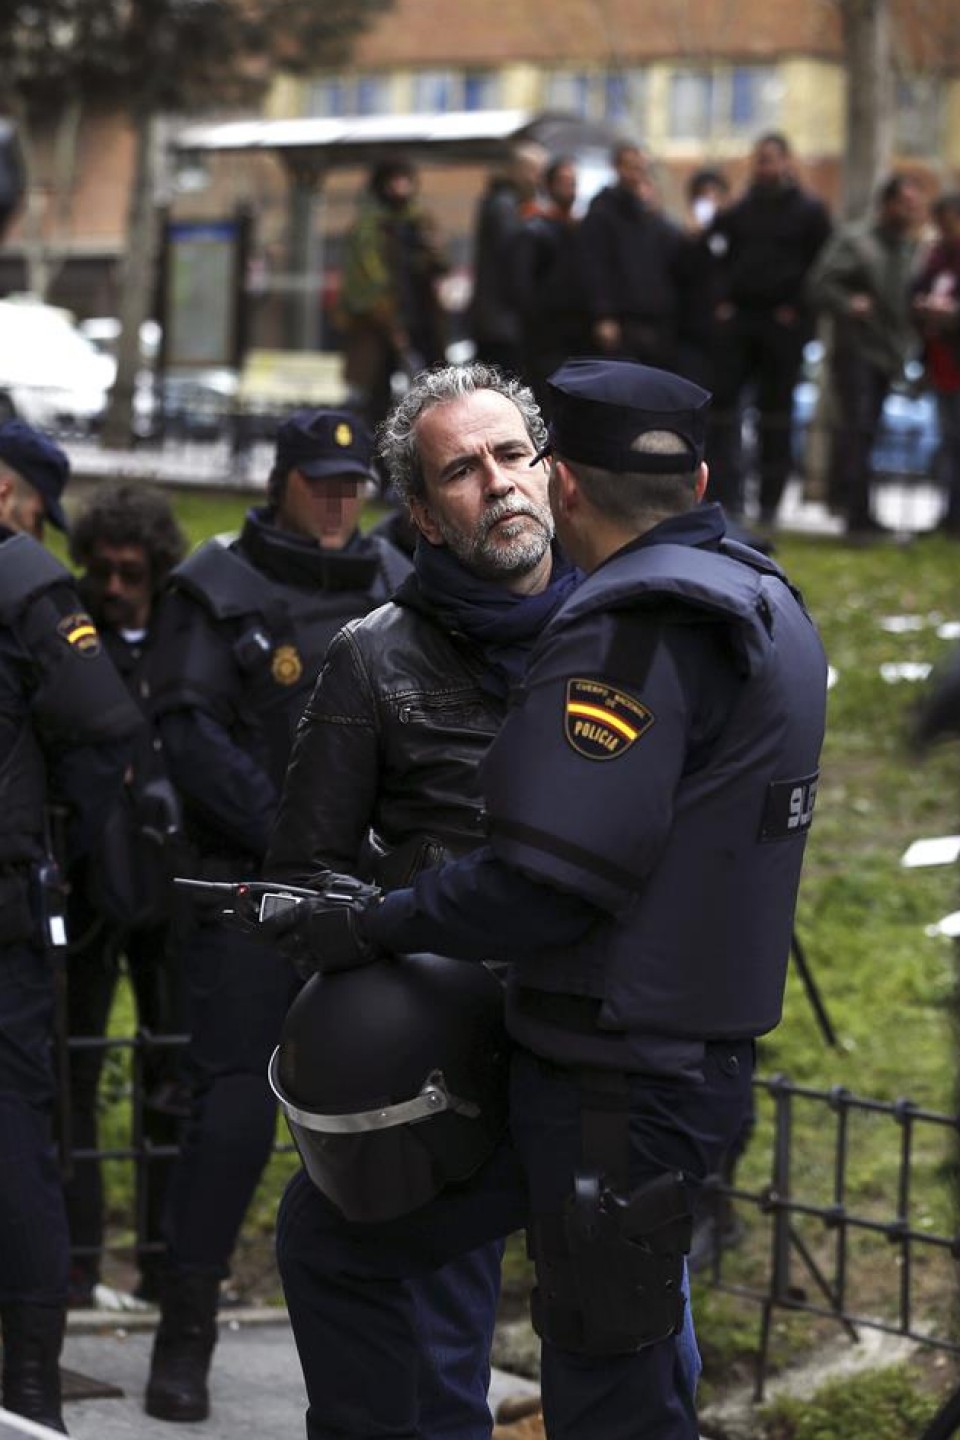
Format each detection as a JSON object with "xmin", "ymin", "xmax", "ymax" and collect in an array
[
  {"xmin": 14, "ymin": 115, "xmax": 50, "ymax": 299},
  {"xmin": 101, "ymin": 108, "xmax": 162, "ymax": 448},
  {"xmin": 13, "ymin": 99, "xmax": 83, "ymax": 301},
  {"xmin": 839, "ymin": 0, "xmax": 894, "ymax": 220}
]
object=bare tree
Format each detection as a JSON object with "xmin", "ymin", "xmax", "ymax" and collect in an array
[
  {"xmin": 0, "ymin": 0, "xmax": 393, "ymax": 443},
  {"xmin": 833, "ymin": 0, "xmax": 894, "ymax": 220}
]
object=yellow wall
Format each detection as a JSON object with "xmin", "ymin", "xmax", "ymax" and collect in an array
[{"xmin": 778, "ymin": 58, "xmax": 845, "ymax": 157}]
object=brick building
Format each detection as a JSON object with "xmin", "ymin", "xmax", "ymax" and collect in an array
[{"xmin": 1, "ymin": 0, "xmax": 958, "ymax": 337}]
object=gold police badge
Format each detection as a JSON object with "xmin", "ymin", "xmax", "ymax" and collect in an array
[
  {"xmin": 271, "ymin": 645, "xmax": 303, "ymax": 686},
  {"xmin": 334, "ymin": 422, "xmax": 353, "ymax": 447},
  {"xmin": 56, "ymin": 612, "xmax": 101, "ymax": 658},
  {"xmin": 564, "ymin": 678, "xmax": 653, "ymax": 760}
]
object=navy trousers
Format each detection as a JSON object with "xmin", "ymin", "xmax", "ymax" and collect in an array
[
  {"xmin": 277, "ymin": 1042, "xmax": 752, "ymax": 1440},
  {"xmin": 0, "ymin": 941, "xmax": 69, "ymax": 1305},
  {"xmin": 162, "ymin": 919, "xmax": 299, "ymax": 1275}
]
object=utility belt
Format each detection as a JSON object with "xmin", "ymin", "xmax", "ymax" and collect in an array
[{"xmin": 0, "ymin": 861, "xmax": 67, "ymax": 950}]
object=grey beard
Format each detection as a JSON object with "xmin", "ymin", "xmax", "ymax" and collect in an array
[{"xmin": 437, "ymin": 497, "xmax": 554, "ymax": 579}]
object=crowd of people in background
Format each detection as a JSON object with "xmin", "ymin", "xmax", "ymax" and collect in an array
[{"xmin": 339, "ymin": 129, "xmax": 960, "ymax": 543}]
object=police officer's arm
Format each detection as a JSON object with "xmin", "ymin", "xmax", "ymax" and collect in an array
[
  {"xmin": 159, "ymin": 709, "xmax": 278, "ymax": 858},
  {"xmin": 365, "ymin": 844, "xmax": 598, "ymax": 960},
  {"xmin": 24, "ymin": 582, "xmax": 144, "ymax": 863},
  {"xmin": 365, "ymin": 616, "xmax": 736, "ymax": 960},
  {"xmin": 265, "ymin": 626, "xmax": 380, "ymax": 883},
  {"xmin": 151, "ymin": 596, "xmax": 278, "ymax": 860}
]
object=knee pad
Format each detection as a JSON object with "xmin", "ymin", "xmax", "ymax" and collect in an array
[{"xmin": 528, "ymin": 1170, "xmax": 692, "ymax": 1357}]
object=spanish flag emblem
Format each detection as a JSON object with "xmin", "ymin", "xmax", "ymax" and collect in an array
[
  {"xmin": 564, "ymin": 678, "xmax": 653, "ymax": 760},
  {"xmin": 56, "ymin": 612, "xmax": 101, "ymax": 658}
]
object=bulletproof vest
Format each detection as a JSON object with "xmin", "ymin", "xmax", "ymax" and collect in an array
[
  {"xmin": 485, "ymin": 540, "xmax": 827, "ymax": 1049},
  {"xmin": 0, "ymin": 532, "xmax": 141, "ymax": 865},
  {"xmin": 81, "ymin": 620, "xmax": 186, "ymax": 928},
  {"xmin": 156, "ymin": 520, "xmax": 409, "ymax": 790}
]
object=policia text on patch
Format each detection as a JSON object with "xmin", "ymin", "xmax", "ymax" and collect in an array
[{"xmin": 564, "ymin": 678, "xmax": 654, "ymax": 759}]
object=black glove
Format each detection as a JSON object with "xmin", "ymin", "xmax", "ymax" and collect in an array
[{"xmin": 257, "ymin": 873, "xmax": 384, "ymax": 979}]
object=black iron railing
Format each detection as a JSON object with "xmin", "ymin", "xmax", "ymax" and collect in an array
[{"xmin": 704, "ymin": 1074, "xmax": 960, "ymax": 1401}]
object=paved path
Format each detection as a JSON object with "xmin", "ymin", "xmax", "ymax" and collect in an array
[{"xmin": 55, "ymin": 1309, "xmax": 539, "ymax": 1440}]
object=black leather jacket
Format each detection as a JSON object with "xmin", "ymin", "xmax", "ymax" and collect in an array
[{"xmin": 265, "ymin": 579, "xmax": 505, "ymax": 887}]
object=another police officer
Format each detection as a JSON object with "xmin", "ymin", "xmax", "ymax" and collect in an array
[
  {"xmin": 65, "ymin": 484, "xmax": 189, "ymax": 1309},
  {"xmin": 269, "ymin": 362, "xmax": 828, "ymax": 1440},
  {"xmin": 0, "ymin": 423, "xmax": 142, "ymax": 1430},
  {"xmin": 143, "ymin": 410, "xmax": 411, "ymax": 1422}
]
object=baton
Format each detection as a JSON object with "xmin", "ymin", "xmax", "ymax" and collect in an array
[{"xmin": 790, "ymin": 928, "xmax": 839, "ymax": 1050}]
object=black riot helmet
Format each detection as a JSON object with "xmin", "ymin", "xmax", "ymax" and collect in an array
[{"xmin": 268, "ymin": 953, "xmax": 509, "ymax": 1223}]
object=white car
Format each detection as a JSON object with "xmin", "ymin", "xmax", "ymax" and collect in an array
[{"xmin": 0, "ymin": 296, "xmax": 115, "ymax": 431}]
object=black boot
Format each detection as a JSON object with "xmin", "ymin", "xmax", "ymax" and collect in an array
[
  {"xmin": 144, "ymin": 1269, "xmax": 220, "ymax": 1423},
  {"xmin": 1, "ymin": 1302, "xmax": 69, "ymax": 1433}
]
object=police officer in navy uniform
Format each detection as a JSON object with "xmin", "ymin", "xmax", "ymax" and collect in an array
[
  {"xmin": 0, "ymin": 423, "xmax": 143, "ymax": 1430},
  {"xmin": 143, "ymin": 410, "xmax": 411, "ymax": 1423},
  {"xmin": 267, "ymin": 361, "xmax": 828, "ymax": 1440}
]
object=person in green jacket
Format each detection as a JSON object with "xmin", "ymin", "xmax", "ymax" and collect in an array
[
  {"xmin": 808, "ymin": 172, "xmax": 926, "ymax": 538},
  {"xmin": 339, "ymin": 157, "xmax": 449, "ymax": 431}
]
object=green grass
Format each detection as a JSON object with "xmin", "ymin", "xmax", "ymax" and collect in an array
[
  {"xmin": 691, "ymin": 531, "xmax": 960, "ymax": 1418},
  {"xmin": 93, "ymin": 500, "xmax": 960, "ymax": 1419},
  {"xmin": 758, "ymin": 1364, "xmax": 941, "ymax": 1440}
]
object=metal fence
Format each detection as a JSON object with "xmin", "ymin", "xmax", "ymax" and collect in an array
[
  {"xmin": 67, "ymin": 1031, "xmax": 960, "ymax": 1404},
  {"xmin": 706, "ymin": 1073, "xmax": 960, "ymax": 1401}
]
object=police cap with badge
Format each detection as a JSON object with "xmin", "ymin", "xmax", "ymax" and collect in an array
[
  {"xmin": 0, "ymin": 420, "xmax": 70, "ymax": 531},
  {"xmin": 275, "ymin": 408, "xmax": 377, "ymax": 483},
  {"xmin": 535, "ymin": 358, "xmax": 711, "ymax": 474}
]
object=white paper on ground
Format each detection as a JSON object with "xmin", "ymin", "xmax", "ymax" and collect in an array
[
  {"xmin": 880, "ymin": 662, "xmax": 932, "ymax": 683},
  {"xmin": 925, "ymin": 911, "xmax": 960, "ymax": 939},
  {"xmin": 880, "ymin": 615, "xmax": 927, "ymax": 633},
  {"xmin": 901, "ymin": 836, "xmax": 960, "ymax": 868}
]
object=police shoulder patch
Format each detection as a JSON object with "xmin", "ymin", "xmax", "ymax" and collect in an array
[
  {"xmin": 56, "ymin": 612, "xmax": 101, "ymax": 658},
  {"xmin": 564, "ymin": 678, "xmax": 654, "ymax": 760},
  {"xmin": 271, "ymin": 644, "xmax": 303, "ymax": 686}
]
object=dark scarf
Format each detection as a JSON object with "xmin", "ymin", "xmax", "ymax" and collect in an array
[
  {"xmin": 237, "ymin": 508, "xmax": 379, "ymax": 591},
  {"xmin": 413, "ymin": 540, "xmax": 579, "ymax": 698}
]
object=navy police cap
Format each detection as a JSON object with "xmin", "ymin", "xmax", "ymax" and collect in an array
[
  {"xmin": 0, "ymin": 420, "xmax": 70, "ymax": 531},
  {"xmin": 536, "ymin": 358, "xmax": 711, "ymax": 475},
  {"xmin": 275, "ymin": 408, "xmax": 376, "ymax": 481}
]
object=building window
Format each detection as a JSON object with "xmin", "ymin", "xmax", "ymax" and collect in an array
[
  {"xmin": 412, "ymin": 70, "xmax": 456, "ymax": 112},
  {"xmin": 604, "ymin": 70, "xmax": 647, "ymax": 125},
  {"xmin": 543, "ymin": 68, "xmax": 647, "ymax": 125},
  {"xmin": 667, "ymin": 66, "xmax": 780, "ymax": 141},
  {"xmin": 307, "ymin": 77, "xmax": 348, "ymax": 118},
  {"xmin": 463, "ymin": 71, "xmax": 499, "ymax": 111},
  {"xmin": 544, "ymin": 70, "xmax": 592, "ymax": 116},
  {"xmin": 668, "ymin": 71, "xmax": 714, "ymax": 140},
  {"xmin": 307, "ymin": 68, "xmax": 499, "ymax": 119},
  {"xmin": 307, "ymin": 74, "xmax": 389, "ymax": 118},
  {"xmin": 409, "ymin": 69, "xmax": 499, "ymax": 113},
  {"xmin": 355, "ymin": 75, "xmax": 390, "ymax": 116},
  {"xmin": 895, "ymin": 76, "xmax": 942, "ymax": 155}
]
